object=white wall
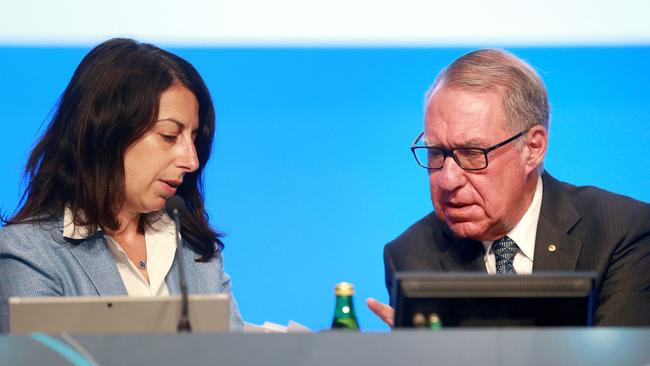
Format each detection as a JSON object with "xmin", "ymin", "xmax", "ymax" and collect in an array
[{"xmin": 2, "ymin": 0, "xmax": 650, "ymax": 45}]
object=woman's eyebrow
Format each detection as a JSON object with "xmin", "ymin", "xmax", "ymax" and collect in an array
[
  {"xmin": 155, "ymin": 118, "xmax": 185, "ymax": 130},
  {"xmin": 156, "ymin": 118, "xmax": 199, "ymax": 135}
]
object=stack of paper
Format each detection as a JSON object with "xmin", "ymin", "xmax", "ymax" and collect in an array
[{"xmin": 243, "ymin": 320, "xmax": 312, "ymax": 333}]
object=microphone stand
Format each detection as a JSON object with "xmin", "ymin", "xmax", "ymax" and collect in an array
[{"xmin": 168, "ymin": 200, "xmax": 191, "ymax": 333}]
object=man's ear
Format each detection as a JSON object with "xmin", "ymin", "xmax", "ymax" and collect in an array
[{"xmin": 524, "ymin": 125, "xmax": 548, "ymax": 174}]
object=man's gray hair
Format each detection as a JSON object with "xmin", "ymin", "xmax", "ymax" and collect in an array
[{"xmin": 426, "ymin": 49, "xmax": 550, "ymax": 133}]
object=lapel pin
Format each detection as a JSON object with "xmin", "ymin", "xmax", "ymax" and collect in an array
[{"xmin": 547, "ymin": 244, "xmax": 557, "ymax": 253}]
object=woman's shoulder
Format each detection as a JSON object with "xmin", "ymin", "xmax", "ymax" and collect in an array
[{"xmin": 0, "ymin": 217, "xmax": 65, "ymax": 252}]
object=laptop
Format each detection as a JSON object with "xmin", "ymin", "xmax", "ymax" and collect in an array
[{"xmin": 9, "ymin": 294, "xmax": 230, "ymax": 334}]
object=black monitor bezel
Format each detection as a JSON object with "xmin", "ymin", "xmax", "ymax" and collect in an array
[{"xmin": 392, "ymin": 272, "xmax": 597, "ymax": 328}]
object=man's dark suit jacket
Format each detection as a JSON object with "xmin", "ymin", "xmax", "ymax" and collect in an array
[{"xmin": 384, "ymin": 172, "xmax": 650, "ymax": 325}]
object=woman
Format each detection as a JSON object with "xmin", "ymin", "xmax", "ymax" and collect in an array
[{"xmin": 0, "ymin": 38, "xmax": 243, "ymax": 332}]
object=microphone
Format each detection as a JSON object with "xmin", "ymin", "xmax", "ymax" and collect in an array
[{"xmin": 165, "ymin": 195, "xmax": 191, "ymax": 332}]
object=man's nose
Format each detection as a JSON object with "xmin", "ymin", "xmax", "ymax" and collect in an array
[{"xmin": 435, "ymin": 156, "xmax": 466, "ymax": 191}]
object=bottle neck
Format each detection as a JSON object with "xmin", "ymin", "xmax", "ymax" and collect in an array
[
  {"xmin": 332, "ymin": 294, "xmax": 359, "ymax": 330},
  {"xmin": 334, "ymin": 295, "xmax": 356, "ymax": 318}
]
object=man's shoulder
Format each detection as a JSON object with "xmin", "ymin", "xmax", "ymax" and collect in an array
[
  {"xmin": 545, "ymin": 173, "xmax": 650, "ymax": 219},
  {"xmin": 542, "ymin": 173, "xmax": 650, "ymax": 246},
  {"xmin": 571, "ymin": 184, "xmax": 647, "ymax": 212}
]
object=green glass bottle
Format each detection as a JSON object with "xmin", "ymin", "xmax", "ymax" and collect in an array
[
  {"xmin": 331, "ymin": 282, "xmax": 360, "ymax": 331},
  {"xmin": 428, "ymin": 313, "xmax": 442, "ymax": 330}
]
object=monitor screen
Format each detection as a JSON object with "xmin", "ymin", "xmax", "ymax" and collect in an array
[{"xmin": 392, "ymin": 272, "xmax": 597, "ymax": 328}]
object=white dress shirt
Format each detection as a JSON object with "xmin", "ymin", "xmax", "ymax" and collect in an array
[
  {"xmin": 63, "ymin": 209, "xmax": 177, "ymax": 296},
  {"xmin": 482, "ymin": 177, "xmax": 543, "ymax": 275}
]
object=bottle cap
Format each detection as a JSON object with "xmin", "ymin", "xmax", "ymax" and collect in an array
[
  {"xmin": 428, "ymin": 313, "xmax": 442, "ymax": 329},
  {"xmin": 412, "ymin": 313, "xmax": 427, "ymax": 327},
  {"xmin": 335, "ymin": 282, "xmax": 355, "ymax": 296}
]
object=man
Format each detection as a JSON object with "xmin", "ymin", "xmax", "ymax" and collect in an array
[{"xmin": 367, "ymin": 49, "xmax": 650, "ymax": 326}]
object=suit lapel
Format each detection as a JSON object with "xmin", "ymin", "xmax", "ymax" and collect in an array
[
  {"xmin": 533, "ymin": 173, "xmax": 583, "ymax": 271},
  {"xmin": 166, "ymin": 244, "xmax": 219, "ymax": 295},
  {"xmin": 166, "ymin": 252, "xmax": 181, "ymax": 295},
  {"xmin": 56, "ymin": 215, "xmax": 218, "ymax": 296},
  {"xmin": 67, "ymin": 233, "xmax": 128, "ymax": 295},
  {"xmin": 438, "ymin": 226, "xmax": 487, "ymax": 272},
  {"xmin": 435, "ymin": 173, "xmax": 582, "ymax": 273}
]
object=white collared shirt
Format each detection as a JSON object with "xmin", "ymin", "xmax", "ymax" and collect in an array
[
  {"xmin": 482, "ymin": 177, "xmax": 543, "ymax": 275},
  {"xmin": 63, "ymin": 209, "xmax": 177, "ymax": 296}
]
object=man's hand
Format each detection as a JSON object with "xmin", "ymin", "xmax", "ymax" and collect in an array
[{"xmin": 366, "ymin": 297, "xmax": 394, "ymax": 327}]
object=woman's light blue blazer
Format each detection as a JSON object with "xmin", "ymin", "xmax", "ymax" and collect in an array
[{"xmin": 0, "ymin": 218, "xmax": 243, "ymax": 333}]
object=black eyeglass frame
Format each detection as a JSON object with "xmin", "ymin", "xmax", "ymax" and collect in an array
[{"xmin": 410, "ymin": 129, "xmax": 529, "ymax": 171}]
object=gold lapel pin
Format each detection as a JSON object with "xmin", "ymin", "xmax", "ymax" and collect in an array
[{"xmin": 547, "ymin": 244, "xmax": 557, "ymax": 253}]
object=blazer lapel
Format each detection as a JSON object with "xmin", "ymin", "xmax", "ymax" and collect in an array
[
  {"xmin": 67, "ymin": 233, "xmax": 127, "ymax": 296},
  {"xmin": 166, "ymin": 253, "xmax": 181, "ymax": 295},
  {"xmin": 438, "ymin": 226, "xmax": 487, "ymax": 272},
  {"xmin": 166, "ymin": 244, "xmax": 220, "ymax": 295},
  {"xmin": 533, "ymin": 173, "xmax": 583, "ymax": 271}
]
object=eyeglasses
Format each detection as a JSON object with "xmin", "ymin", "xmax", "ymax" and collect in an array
[{"xmin": 410, "ymin": 129, "xmax": 528, "ymax": 171}]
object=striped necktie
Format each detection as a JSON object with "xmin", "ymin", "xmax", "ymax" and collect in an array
[{"xmin": 494, "ymin": 236, "xmax": 519, "ymax": 274}]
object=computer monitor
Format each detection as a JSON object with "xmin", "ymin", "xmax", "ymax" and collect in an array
[
  {"xmin": 392, "ymin": 272, "xmax": 597, "ymax": 328},
  {"xmin": 9, "ymin": 294, "xmax": 230, "ymax": 334}
]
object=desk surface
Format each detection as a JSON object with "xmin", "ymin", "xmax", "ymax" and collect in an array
[{"xmin": 2, "ymin": 329, "xmax": 650, "ymax": 366}]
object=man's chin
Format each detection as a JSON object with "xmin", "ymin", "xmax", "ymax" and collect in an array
[{"xmin": 446, "ymin": 221, "xmax": 490, "ymax": 240}]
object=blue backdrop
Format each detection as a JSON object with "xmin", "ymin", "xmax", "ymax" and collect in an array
[{"xmin": 1, "ymin": 46, "xmax": 648, "ymax": 331}]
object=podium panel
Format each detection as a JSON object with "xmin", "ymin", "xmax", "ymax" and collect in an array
[{"xmin": 2, "ymin": 329, "xmax": 650, "ymax": 366}]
